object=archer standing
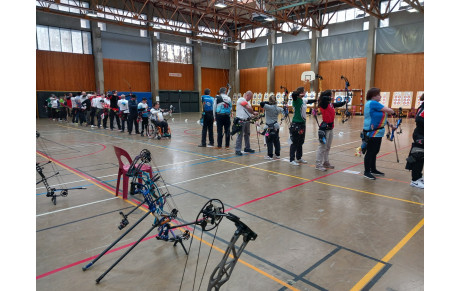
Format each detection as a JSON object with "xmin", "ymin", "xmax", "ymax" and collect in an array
[
  {"xmin": 198, "ymin": 88, "xmax": 214, "ymax": 147},
  {"xmin": 127, "ymin": 94, "xmax": 140, "ymax": 135},
  {"xmin": 213, "ymin": 87, "xmax": 232, "ymax": 150},
  {"xmin": 235, "ymin": 91, "xmax": 258, "ymax": 156},
  {"xmin": 406, "ymin": 94, "xmax": 424, "ymax": 188},
  {"xmin": 289, "ymin": 87, "xmax": 316, "ymax": 166},
  {"xmin": 118, "ymin": 94, "xmax": 129, "ymax": 132},
  {"xmin": 109, "ymin": 91, "xmax": 121, "ymax": 131},
  {"xmin": 314, "ymin": 90, "xmax": 347, "ymax": 171},
  {"xmin": 259, "ymin": 95, "xmax": 283, "ymax": 160},
  {"xmin": 362, "ymin": 87, "xmax": 394, "ymax": 180},
  {"xmin": 138, "ymin": 97, "xmax": 149, "ymax": 137}
]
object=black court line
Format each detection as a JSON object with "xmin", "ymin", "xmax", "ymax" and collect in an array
[
  {"xmin": 362, "ymin": 262, "xmax": 392, "ymax": 291},
  {"xmin": 278, "ymin": 247, "xmax": 342, "ymax": 291},
  {"xmin": 169, "ymin": 184, "xmax": 390, "ymax": 289}
]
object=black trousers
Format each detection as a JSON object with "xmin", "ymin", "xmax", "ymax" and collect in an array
[
  {"xmin": 364, "ymin": 137, "xmax": 382, "ymax": 173},
  {"xmin": 216, "ymin": 114, "xmax": 231, "ymax": 148},
  {"xmin": 120, "ymin": 113, "xmax": 128, "ymax": 131},
  {"xmin": 72, "ymin": 108, "xmax": 78, "ymax": 123},
  {"xmin": 127, "ymin": 115, "xmax": 139, "ymax": 134},
  {"xmin": 109, "ymin": 110, "xmax": 121, "ymax": 130},
  {"xmin": 201, "ymin": 111, "xmax": 214, "ymax": 146},
  {"xmin": 90, "ymin": 107, "xmax": 97, "ymax": 126},
  {"xmin": 266, "ymin": 129, "xmax": 280, "ymax": 158},
  {"xmin": 78, "ymin": 110, "xmax": 87, "ymax": 125},
  {"xmin": 140, "ymin": 117, "xmax": 149, "ymax": 134},
  {"xmin": 289, "ymin": 123, "xmax": 306, "ymax": 162}
]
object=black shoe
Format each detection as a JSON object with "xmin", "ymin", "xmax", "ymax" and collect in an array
[
  {"xmin": 243, "ymin": 148, "xmax": 255, "ymax": 153},
  {"xmin": 128, "ymin": 132, "xmax": 132, "ymax": 135},
  {"xmin": 198, "ymin": 144, "xmax": 206, "ymax": 147},
  {"xmin": 371, "ymin": 170, "xmax": 385, "ymax": 176},
  {"xmin": 363, "ymin": 172, "xmax": 376, "ymax": 180},
  {"xmin": 141, "ymin": 133, "xmax": 144, "ymax": 137},
  {"xmin": 235, "ymin": 151, "xmax": 243, "ymax": 156}
]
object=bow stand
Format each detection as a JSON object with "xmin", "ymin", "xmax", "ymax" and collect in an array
[{"xmin": 36, "ymin": 131, "xmax": 86, "ymax": 205}]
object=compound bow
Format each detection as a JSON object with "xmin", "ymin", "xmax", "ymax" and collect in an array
[
  {"xmin": 386, "ymin": 107, "xmax": 403, "ymax": 162},
  {"xmin": 36, "ymin": 131, "xmax": 86, "ymax": 205},
  {"xmin": 340, "ymin": 75, "xmax": 352, "ymax": 123},
  {"xmin": 82, "ymin": 149, "xmax": 190, "ymax": 283},
  {"xmin": 176, "ymin": 199, "xmax": 257, "ymax": 291}
]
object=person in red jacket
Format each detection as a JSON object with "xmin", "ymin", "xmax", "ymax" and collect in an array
[{"xmin": 314, "ymin": 90, "xmax": 347, "ymax": 171}]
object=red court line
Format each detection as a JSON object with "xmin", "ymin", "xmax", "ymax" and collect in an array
[
  {"xmin": 36, "ymin": 145, "xmax": 407, "ymax": 280},
  {"xmin": 183, "ymin": 129, "xmax": 200, "ymax": 136},
  {"xmin": 36, "ymin": 233, "xmax": 159, "ymax": 280},
  {"xmin": 59, "ymin": 143, "xmax": 107, "ymax": 160}
]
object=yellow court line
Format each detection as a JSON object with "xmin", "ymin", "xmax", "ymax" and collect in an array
[
  {"xmin": 36, "ymin": 150, "xmax": 298, "ymax": 291},
  {"xmin": 350, "ymin": 218, "xmax": 424, "ymax": 291},
  {"xmin": 314, "ymin": 181, "xmax": 424, "ymax": 206},
  {"xmin": 55, "ymin": 124, "xmax": 423, "ymax": 206}
]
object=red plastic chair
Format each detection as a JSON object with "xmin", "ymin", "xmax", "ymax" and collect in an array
[{"xmin": 113, "ymin": 146, "xmax": 153, "ymax": 199}]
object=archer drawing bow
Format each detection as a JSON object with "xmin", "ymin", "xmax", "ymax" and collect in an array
[
  {"xmin": 340, "ymin": 75, "xmax": 352, "ymax": 123},
  {"xmin": 36, "ymin": 131, "xmax": 86, "ymax": 205}
]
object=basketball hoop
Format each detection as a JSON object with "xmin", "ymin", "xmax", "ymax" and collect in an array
[{"xmin": 301, "ymin": 71, "xmax": 316, "ymax": 82}]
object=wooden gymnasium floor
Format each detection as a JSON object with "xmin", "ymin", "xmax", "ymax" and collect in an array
[{"xmin": 36, "ymin": 112, "xmax": 424, "ymax": 291}]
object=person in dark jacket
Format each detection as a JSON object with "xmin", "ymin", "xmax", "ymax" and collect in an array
[
  {"xmin": 109, "ymin": 91, "xmax": 121, "ymax": 131},
  {"xmin": 406, "ymin": 94, "xmax": 424, "ymax": 189},
  {"xmin": 127, "ymin": 94, "xmax": 140, "ymax": 135}
]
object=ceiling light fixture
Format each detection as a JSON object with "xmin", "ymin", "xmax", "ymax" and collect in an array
[
  {"xmin": 265, "ymin": 16, "xmax": 276, "ymax": 22},
  {"xmin": 215, "ymin": 1, "xmax": 227, "ymax": 8}
]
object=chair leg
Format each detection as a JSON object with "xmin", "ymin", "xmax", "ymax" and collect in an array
[
  {"xmin": 115, "ymin": 170, "xmax": 122, "ymax": 197},
  {"xmin": 122, "ymin": 173, "xmax": 129, "ymax": 200}
]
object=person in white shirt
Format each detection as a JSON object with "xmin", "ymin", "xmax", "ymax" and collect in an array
[
  {"xmin": 234, "ymin": 91, "xmax": 258, "ymax": 155},
  {"xmin": 117, "ymin": 95, "xmax": 129, "ymax": 132},
  {"xmin": 150, "ymin": 102, "xmax": 171, "ymax": 137},
  {"xmin": 71, "ymin": 94, "xmax": 78, "ymax": 124},
  {"xmin": 102, "ymin": 95, "xmax": 111, "ymax": 129}
]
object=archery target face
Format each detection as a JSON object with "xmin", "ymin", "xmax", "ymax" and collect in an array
[
  {"xmin": 415, "ymin": 91, "xmax": 424, "ymax": 107},
  {"xmin": 379, "ymin": 92, "xmax": 390, "ymax": 107}
]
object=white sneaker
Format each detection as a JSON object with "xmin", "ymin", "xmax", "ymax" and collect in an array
[
  {"xmin": 419, "ymin": 177, "xmax": 424, "ymax": 183},
  {"xmin": 410, "ymin": 180, "xmax": 424, "ymax": 189},
  {"xmin": 91, "ymin": 125, "xmax": 96, "ymax": 128},
  {"xmin": 290, "ymin": 161, "xmax": 299, "ymax": 166},
  {"xmin": 274, "ymin": 155, "xmax": 280, "ymax": 160},
  {"xmin": 264, "ymin": 156, "xmax": 273, "ymax": 160},
  {"xmin": 296, "ymin": 159, "xmax": 307, "ymax": 164},
  {"xmin": 315, "ymin": 165, "xmax": 327, "ymax": 172}
]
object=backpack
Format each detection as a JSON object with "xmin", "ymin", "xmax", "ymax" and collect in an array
[{"xmin": 216, "ymin": 96, "xmax": 231, "ymax": 115}]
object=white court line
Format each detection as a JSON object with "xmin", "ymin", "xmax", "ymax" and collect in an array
[
  {"xmin": 36, "ymin": 152, "xmax": 235, "ymax": 190},
  {"xmin": 36, "ymin": 197, "xmax": 118, "ymax": 217}
]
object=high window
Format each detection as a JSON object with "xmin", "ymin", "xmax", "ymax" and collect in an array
[{"xmin": 36, "ymin": 25, "xmax": 92, "ymax": 54}]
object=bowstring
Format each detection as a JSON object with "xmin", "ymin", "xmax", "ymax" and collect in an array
[
  {"xmin": 197, "ymin": 225, "xmax": 219, "ymax": 291},
  {"xmin": 179, "ymin": 220, "xmax": 199, "ymax": 291}
]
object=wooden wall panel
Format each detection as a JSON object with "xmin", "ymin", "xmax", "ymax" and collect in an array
[
  {"xmin": 274, "ymin": 63, "xmax": 311, "ymax": 93},
  {"xmin": 36, "ymin": 50, "xmax": 95, "ymax": 91},
  {"xmin": 318, "ymin": 58, "xmax": 367, "ymax": 93},
  {"xmin": 239, "ymin": 67, "xmax": 267, "ymax": 94},
  {"xmin": 201, "ymin": 68, "xmax": 229, "ymax": 97},
  {"xmin": 158, "ymin": 62, "xmax": 194, "ymax": 91},
  {"xmin": 374, "ymin": 53, "xmax": 424, "ymax": 108},
  {"xmin": 103, "ymin": 59, "xmax": 150, "ymax": 92}
]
